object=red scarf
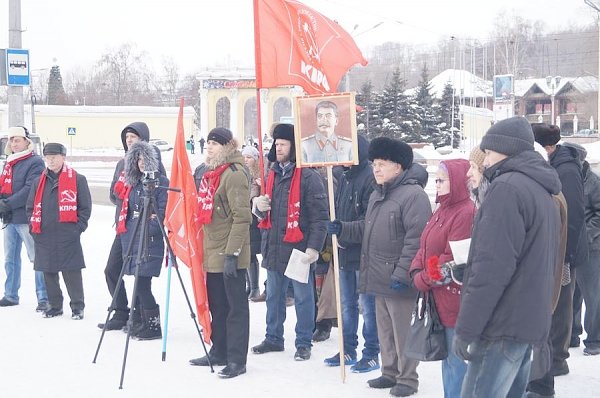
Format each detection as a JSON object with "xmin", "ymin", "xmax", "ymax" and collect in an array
[
  {"xmin": 113, "ymin": 170, "xmax": 127, "ymax": 198},
  {"xmin": 30, "ymin": 164, "xmax": 78, "ymax": 234},
  {"xmin": 116, "ymin": 184, "xmax": 132, "ymax": 235},
  {"xmin": 197, "ymin": 163, "xmax": 230, "ymax": 225},
  {"xmin": 0, "ymin": 151, "xmax": 34, "ymax": 195},
  {"xmin": 258, "ymin": 168, "xmax": 303, "ymax": 243}
]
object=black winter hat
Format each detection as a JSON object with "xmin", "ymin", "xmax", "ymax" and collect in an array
[
  {"xmin": 267, "ymin": 123, "xmax": 296, "ymax": 162},
  {"xmin": 207, "ymin": 127, "xmax": 233, "ymax": 146},
  {"xmin": 531, "ymin": 123, "xmax": 561, "ymax": 147},
  {"xmin": 368, "ymin": 137, "xmax": 413, "ymax": 170},
  {"xmin": 43, "ymin": 143, "xmax": 67, "ymax": 156},
  {"xmin": 480, "ymin": 116, "xmax": 534, "ymax": 156}
]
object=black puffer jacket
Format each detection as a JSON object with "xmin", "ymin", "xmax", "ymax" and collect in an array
[
  {"xmin": 335, "ymin": 137, "xmax": 374, "ymax": 271},
  {"xmin": 456, "ymin": 150, "xmax": 561, "ymax": 345},
  {"xmin": 260, "ymin": 163, "xmax": 329, "ymax": 273},
  {"xmin": 550, "ymin": 144, "xmax": 587, "ymax": 267}
]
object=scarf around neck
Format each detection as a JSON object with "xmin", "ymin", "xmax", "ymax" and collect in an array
[
  {"xmin": 197, "ymin": 163, "xmax": 230, "ymax": 225},
  {"xmin": 30, "ymin": 164, "xmax": 78, "ymax": 234},
  {"xmin": 0, "ymin": 150, "xmax": 34, "ymax": 195},
  {"xmin": 258, "ymin": 166, "xmax": 304, "ymax": 243}
]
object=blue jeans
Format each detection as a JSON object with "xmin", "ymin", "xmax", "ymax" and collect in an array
[
  {"xmin": 339, "ymin": 269, "xmax": 379, "ymax": 359},
  {"xmin": 3, "ymin": 223, "xmax": 47, "ymax": 304},
  {"xmin": 460, "ymin": 339, "xmax": 532, "ymax": 398},
  {"xmin": 442, "ymin": 328, "xmax": 467, "ymax": 398},
  {"xmin": 265, "ymin": 269, "xmax": 314, "ymax": 348}
]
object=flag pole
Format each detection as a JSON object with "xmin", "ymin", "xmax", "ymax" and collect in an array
[{"xmin": 253, "ymin": 0, "xmax": 266, "ymax": 193}]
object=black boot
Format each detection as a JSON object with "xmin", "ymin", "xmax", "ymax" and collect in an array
[
  {"xmin": 97, "ymin": 309, "xmax": 128, "ymax": 331},
  {"xmin": 247, "ymin": 261, "xmax": 260, "ymax": 300},
  {"xmin": 123, "ymin": 306, "xmax": 144, "ymax": 336},
  {"xmin": 134, "ymin": 306, "xmax": 162, "ymax": 341}
]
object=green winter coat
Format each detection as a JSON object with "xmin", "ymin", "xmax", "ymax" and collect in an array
[{"xmin": 202, "ymin": 151, "xmax": 251, "ymax": 273}]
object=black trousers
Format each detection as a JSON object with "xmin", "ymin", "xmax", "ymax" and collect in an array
[
  {"xmin": 206, "ymin": 271, "xmax": 249, "ymax": 365},
  {"xmin": 105, "ymin": 235, "xmax": 129, "ymax": 313},
  {"xmin": 44, "ymin": 270, "xmax": 84, "ymax": 312},
  {"xmin": 528, "ymin": 270, "xmax": 577, "ymax": 395},
  {"xmin": 135, "ymin": 276, "xmax": 157, "ymax": 309}
]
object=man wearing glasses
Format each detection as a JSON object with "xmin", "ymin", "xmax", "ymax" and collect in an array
[{"xmin": 302, "ymin": 101, "xmax": 352, "ymax": 164}]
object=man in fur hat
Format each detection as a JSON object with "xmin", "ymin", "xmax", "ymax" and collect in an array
[
  {"xmin": 26, "ymin": 143, "xmax": 92, "ymax": 320},
  {"xmin": 329, "ymin": 136, "xmax": 431, "ymax": 397},
  {"xmin": 0, "ymin": 126, "xmax": 48, "ymax": 310},
  {"xmin": 189, "ymin": 127, "xmax": 251, "ymax": 379},
  {"xmin": 251, "ymin": 123, "xmax": 329, "ymax": 362}
]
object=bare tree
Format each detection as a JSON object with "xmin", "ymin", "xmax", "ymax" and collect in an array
[{"xmin": 159, "ymin": 56, "xmax": 180, "ymax": 106}]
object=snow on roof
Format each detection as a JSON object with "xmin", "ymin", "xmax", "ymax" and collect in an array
[{"xmin": 405, "ymin": 69, "xmax": 492, "ymax": 99}]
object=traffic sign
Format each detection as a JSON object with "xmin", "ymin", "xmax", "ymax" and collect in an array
[
  {"xmin": 67, "ymin": 127, "xmax": 76, "ymax": 136},
  {"xmin": 5, "ymin": 48, "xmax": 30, "ymax": 86}
]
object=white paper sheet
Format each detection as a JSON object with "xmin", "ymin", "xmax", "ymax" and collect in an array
[
  {"xmin": 284, "ymin": 249, "xmax": 311, "ymax": 283},
  {"xmin": 449, "ymin": 238, "xmax": 471, "ymax": 264}
]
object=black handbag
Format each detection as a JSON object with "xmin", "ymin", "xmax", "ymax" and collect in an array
[{"xmin": 404, "ymin": 290, "xmax": 448, "ymax": 361}]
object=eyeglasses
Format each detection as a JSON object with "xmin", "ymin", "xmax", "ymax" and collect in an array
[{"xmin": 435, "ymin": 178, "xmax": 448, "ymax": 185}]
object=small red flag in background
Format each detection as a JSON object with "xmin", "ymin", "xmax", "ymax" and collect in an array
[
  {"xmin": 254, "ymin": 0, "xmax": 368, "ymax": 94},
  {"xmin": 164, "ymin": 99, "xmax": 211, "ymax": 343}
]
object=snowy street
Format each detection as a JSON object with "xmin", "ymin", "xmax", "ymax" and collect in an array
[{"xmin": 1, "ymin": 148, "xmax": 599, "ymax": 397}]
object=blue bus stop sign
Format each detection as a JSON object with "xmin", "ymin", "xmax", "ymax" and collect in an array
[{"xmin": 5, "ymin": 48, "xmax": 30, "ymax": 86}]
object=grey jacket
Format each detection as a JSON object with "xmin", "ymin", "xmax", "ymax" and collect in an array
[
  {"xmin": 340, "ymin": 164, "xmax": 431, "ymax": 298},
  {"xmin": 583, "ymin": 161, "xmax": 600, "ymax": 252}
]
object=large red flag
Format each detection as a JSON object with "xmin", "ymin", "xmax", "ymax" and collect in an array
[
  {"xmin": 254, "ymin": 0, "xmax": 368, "ymax": 94},
  {"xmin": 164, "ymin": 99, "xmax": 211, "ymax": 343}
]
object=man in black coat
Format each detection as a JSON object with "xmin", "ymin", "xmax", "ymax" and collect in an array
[
  {"xmin": 251, "ymin": 123, "xmax": 328, "ymax": 362},
  {"xmin": 525, "ymin": 125, "xmax": 587, "ymax": 397},
  {"xmin": 454, "ymin": 117, "xmax": 561, "ymax": 397},
  {"xmin": 322, "ymin": 134, "xmax": 380, "ymax": 372},
  {"xmin": 26, "ymin": 143, "xmax": 92, "ymax": 320}
]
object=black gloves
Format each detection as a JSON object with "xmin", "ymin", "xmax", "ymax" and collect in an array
[
  {"xmin": 0, "ymin": 200, "xmax": 10, "ymax": 215},
  {"xmin": 390, "ymin": 277, "xmax": 409, "ymax": 291},
  {"xmin": 453, "ymin": 335, "xmax": 473, "ymax": 361},
  {"xmin": 223, "ymin": 255, "xmax": 238, "ymax": 278},
  {"xmin": 327, "ymin": 220, "xmax": 342, "ymax": 235}
]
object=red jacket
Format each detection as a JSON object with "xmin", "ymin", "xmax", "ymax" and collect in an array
[{"xmin": 410, "ymin": 159, "xmax": 476, "ymax": 328}]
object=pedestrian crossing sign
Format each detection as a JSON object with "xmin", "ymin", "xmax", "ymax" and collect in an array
[{"xmin": 67, "ymin": 127, "xmax": 76, "ymax": 136}]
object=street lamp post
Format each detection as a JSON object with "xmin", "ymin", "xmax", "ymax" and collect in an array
[{"xmin": 546, "ymin": 76, "xmax": 561, "ymax": 126}]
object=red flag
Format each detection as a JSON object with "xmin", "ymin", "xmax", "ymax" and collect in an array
[
  {"xmin": 164, "ymin": 99, "xmax": 211, "ymax": 343},
  {"xmin": 254, "ymin": 0, "xmax": 368, "ymax": 94}
]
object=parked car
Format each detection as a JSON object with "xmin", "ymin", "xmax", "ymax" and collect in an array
[
  {"xmin": 149, "ymin": 139, "xmax": 173, "ymax": 151},
  {"xmin": 574, "ymin": 129, "xmax": 598, "ymax": 137}
]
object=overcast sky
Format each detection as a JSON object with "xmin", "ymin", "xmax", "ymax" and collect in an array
[{"xmin": 0, "ymin": 0, "xmax": 596, "ymax": 75}]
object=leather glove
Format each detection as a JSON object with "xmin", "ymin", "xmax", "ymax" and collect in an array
[
  {"xmin": 303, "ymin": 248, "xmax": 319, "ymax": 265},
  {"xmin": 0, "ymin": 200, "xmax": 10, "ymax": 215},
  {"xmin": 223, "ymin": 255, "xmax": 238, "ymax": 278},
  {"xmin": 453, "ymin": 335, "xmax": 473, "ymax": 361},
  {"xmin": 327, "ymin": 220, "xmax": 342, "ymax": 235},
  {"xmin": 254, "ymin": 195, "xmax": 271, "ymax": 212},
  {"xmin": 390, "ymin": 276, "xmax": 410, "ymax": 291}
]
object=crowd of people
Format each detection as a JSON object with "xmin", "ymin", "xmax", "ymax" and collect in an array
[{"xmin": 0, "ymin": 116, "xmax": 599, "ymax": 397}]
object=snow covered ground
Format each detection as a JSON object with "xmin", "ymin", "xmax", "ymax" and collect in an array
[{"xmin": 1, "ymin": 147, "xmax": 599, "ymax": 397}]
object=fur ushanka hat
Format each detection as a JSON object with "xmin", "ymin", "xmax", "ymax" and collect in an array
[
  {"xmin": 267, "ymin": 123, "xmax": 295, "ymax": 163},
  {"xmin": 368, "ymin": 136, "xmax": 413, "ymax": 170}
]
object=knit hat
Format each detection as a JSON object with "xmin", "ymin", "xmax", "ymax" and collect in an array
[
  {"xmin": 207, "ymin": 127, "xmax": 233, "ymax": 146},
  {"xmin": 531, "ymin": 123, "xmax": 561, "ymax": 147},
  {"xmin": 43, "ymin": 143, "xmax": 67, "ymax": 156},
  {"xmin": 480, "ymin": 116, "xmax": 534, "ymax": 156},
  {"xmin": 242, "ymin": 145, "xmax": 260, "ymax": 160},
  {"xmin": 368, "ymin": 137, "xmax": 413, "ymax": 170},
  {"xmin": 5, "ymin": 126, "xmax": 33, "ymax": 155},
  {"xmin": 469, "ymin": 146, "xmax": 485, "ymax": 171},
  {"xmin": 267, "ymin": 123, "xmax": 296, "ymax": 162}
]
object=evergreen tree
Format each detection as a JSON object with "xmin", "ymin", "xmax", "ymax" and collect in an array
[
  {"xmin": 435, "ymin": 82, "xmax": 461, "ymax": 148},
  {"xmin": 412, "ymin": 64, "xmax": 439, "ymax": 144},
  {"xmin": 47, "ymin": 65, "xmax": 68, "ymax": 105},
  {"xmin": 376, "ymin": 67, "xmax": 415, "ymax": 140},
  {"xmin": 355, "ymin": 79, "xmax": 381, "ymax": 136}
]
